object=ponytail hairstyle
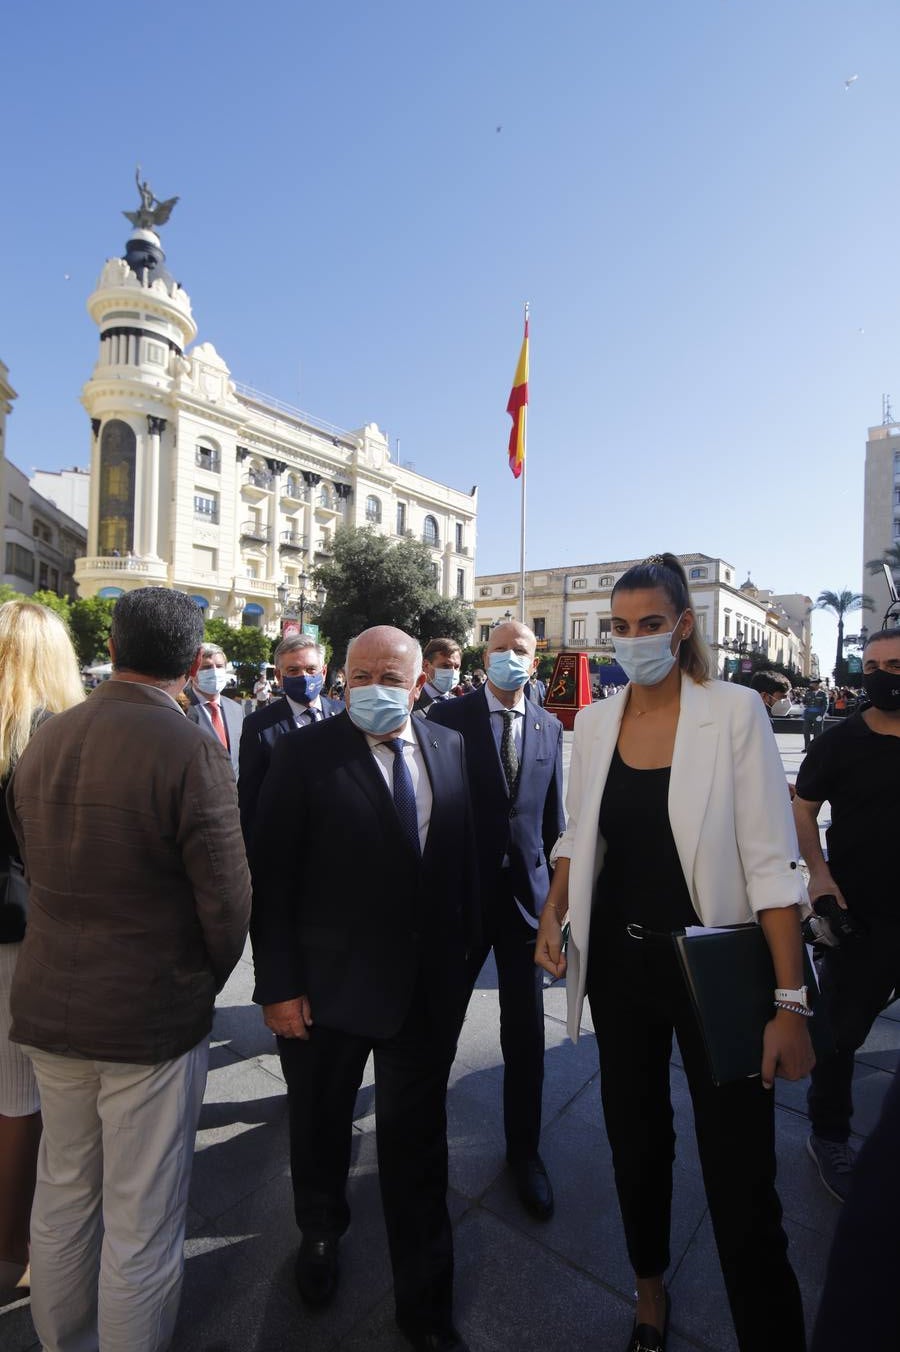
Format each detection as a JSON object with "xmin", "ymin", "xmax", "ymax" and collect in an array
[{"xmin": 611, "ymin": 553, "xmax": 713, "ymax": 685}]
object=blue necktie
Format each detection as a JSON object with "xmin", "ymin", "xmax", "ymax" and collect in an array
[{"xmin": 387, "ymin": 738, "xmax": 421, "ymax": 856}]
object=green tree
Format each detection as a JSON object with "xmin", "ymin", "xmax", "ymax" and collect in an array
[
  {"xmin": 31, "ymin": 590, "xmax": 73, "ymax": 623},
  {"xmin": 815, "ymin": 589, "xmax": 874, "ymax": 685},
  {"xmin": 313, "ymin": 527, "xmax": 474, "ymax": 661},
  {"xmin": 68, "ymin": 596, "xmax": 116, "ymax": 666},
  {"xmin": 866, "ymin": 543, "xmax": 900, "ymax": 576},
  {"xmin": 203, "ymin": 617, "xmax": 271, "ymax": 691}
]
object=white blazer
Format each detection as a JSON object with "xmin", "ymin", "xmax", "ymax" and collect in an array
[{"xmin": 552, "ymin": 676, "xmax": 805, "ymax": 1041}]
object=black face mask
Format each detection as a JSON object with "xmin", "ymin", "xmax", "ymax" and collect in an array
[{"xmin": 863, "ymin": 669, "xmax": 900, "ymax": 712}]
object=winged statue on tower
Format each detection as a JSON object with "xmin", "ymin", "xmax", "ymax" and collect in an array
[{"xmin": 123, "ymin": 167, "xmax": 179, "ymax": 231}]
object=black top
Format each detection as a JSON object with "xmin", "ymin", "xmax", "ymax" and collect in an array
[
  {"xmin": 594, "ymin": 746, "xmax": 699, "ymax": 930},
  {"xmin": 795, "ymin": 712, "xmax": 900, "ymax": 923}
]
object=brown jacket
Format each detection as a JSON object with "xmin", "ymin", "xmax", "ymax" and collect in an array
[{"xmin": 8, "ymin": 680, "xmax": 251, "ymax": 1064}]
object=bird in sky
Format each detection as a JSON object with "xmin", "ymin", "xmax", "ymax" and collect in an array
[
  {"xmin": 496, "ymin": 125, "xmax": 502, "ymax": 133},
  {"xmin": 844, "ymin": 74, "xmax": 859, "ymax": 90}
]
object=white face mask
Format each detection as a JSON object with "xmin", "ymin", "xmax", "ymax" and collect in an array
[
  {"xmin": 196, "ymin": 666, "xmax": 230, "ymax": 696},
  {"xmin": 771, "ymin": 697, "xmax": 791, "ymax": 717},
  {"xmin": 612, "ymin": 613, "xmax": 684, "ymax": 688}
]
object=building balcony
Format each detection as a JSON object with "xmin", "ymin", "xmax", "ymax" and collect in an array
[
  {"xmin": 75, "ymin": 555, "xmax": 169, "ymax": 588},
  {"xmin": 281, "ymin": 483, "xmax": 309, "ymax": 505},
  {"xmin": 315, "ymin": 496, "xmax": 340, "ymax": 518},
  {"xmin": 240, "ymin": 521, "xmax": 269, "ymax": 544},
  {"xmin": 279, "ymin": 531, "xmax": 307, "ymax": 553},
  {"xmin": 241, "ymin": 470, "xmax": 274, "ymax": 496},
  {"xmin": 194, "ymin": 450, "xmax": 221, "ymax": 473}
]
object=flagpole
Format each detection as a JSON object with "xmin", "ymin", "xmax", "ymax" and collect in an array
[{"xmin": 519, "ymin": 302, "xmax": 529, "ymax": 623}]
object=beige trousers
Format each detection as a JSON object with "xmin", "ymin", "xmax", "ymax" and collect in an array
[{"xmin": 23, "ymin": 1039, "xmax": 208, "ymax": 1352}]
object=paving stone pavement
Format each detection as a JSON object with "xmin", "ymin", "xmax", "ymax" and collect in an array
[{"xmin": 3, "ymin": 729, "xmax": 895, "ymax": 1350}]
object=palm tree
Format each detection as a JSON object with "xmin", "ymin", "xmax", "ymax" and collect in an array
[
  {"xmin": 866, "ymin": 543, "xmax": 900, "ymax": 575},
  {"xmin": 815, "ymin": 589, "xmax": 874, "ymax": 683}
]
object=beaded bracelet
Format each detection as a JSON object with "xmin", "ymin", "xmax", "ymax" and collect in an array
[{"xmin": 773, "ymin": 1000, "xmax": 814, "ymax": 1018}]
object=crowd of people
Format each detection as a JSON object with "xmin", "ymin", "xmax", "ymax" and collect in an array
[{"xmin": 0, "ymin": 563, "xmax": 897, "ymax": 1352}]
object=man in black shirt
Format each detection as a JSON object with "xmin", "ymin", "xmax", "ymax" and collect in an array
[
  {"xmin": 793, "ymin": 629, "xmax": 900, "ymax": 1201},
  {"xmin": 802, "ymin": 679, "xmax": 829, "ymax": 750}
]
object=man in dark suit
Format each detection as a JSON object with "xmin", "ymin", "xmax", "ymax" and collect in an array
[
  {"xmin": 250, "ymin": 626, "xmax": 478, "ymax": 1352},
  {"xmin": 185, "ymin": 642, "xmax": 244, "ymax": 777},
  {"xmin": 413, "ymin": 637, "xmax": 462, "ymax": 716},
  {"xmin": 428, "ymin": 619, "xmax": 564, "ymax": 1220},
  {"xmin": 238, "ymin": 635, "xmax": 341, "ymax": 839}
]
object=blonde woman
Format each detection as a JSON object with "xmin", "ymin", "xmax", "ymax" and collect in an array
[
  {"xmin": 0, "ymin": 601, "xmax": 83, "ymax": 1294},
  {"xmin": 535, "ymin": 554, "xmax": 813, "ymax": 1352}
]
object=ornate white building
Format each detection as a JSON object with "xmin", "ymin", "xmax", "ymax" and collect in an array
[
  {"xmin": 474, "ymin": 554, "xmax": 811, "ymax": 676},
  {"xmin": 75, "ymin": 207, "xmax": 477, "ymax": 629}
]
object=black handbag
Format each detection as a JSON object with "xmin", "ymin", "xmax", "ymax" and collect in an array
[{"xmin": 0, "ymin": 858, "xmax": 28, "ymax": 944}]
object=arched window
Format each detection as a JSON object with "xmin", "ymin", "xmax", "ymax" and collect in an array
[
  {"xmin": 190, "ymin": 595, "xmax": 209, "ymax": 610},
  {"xmin": 97, "ymin": 586, "xmax": 125, "ymax": 599},
  {"xmin": 98, "ymin": 420, "xmax": 136, "ymax": 555},
  {"xmin": 242, "ymin": 602, "xmax": 264, "ymax": 629},
  {"xmin": 423, "ymin": 515, "xmax": 439, "ymax": 547},
  {"xmin": 195, "ymin": 441, "xmax": 220, "ymax": 473},
  {"xmin": 365, "ymin": 495, "xmax": 382, "ymax": 524}
]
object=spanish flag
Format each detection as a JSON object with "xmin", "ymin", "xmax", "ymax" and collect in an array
[{"xmin": 506, "ymin": 316, "xmax": 529, "ymax": 479}]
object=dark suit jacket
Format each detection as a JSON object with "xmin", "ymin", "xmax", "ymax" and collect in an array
[
  {"xmin": 249, "ymin": 711, "xmax": 479, "ymax": 1043},
  {"xmin": 237, "ymin": 694, "xmax": 343, "ymax": 840},
  {"xmin": 412, "ymin": 685, "xmax": 454, "ymax": 719},
  {"xmin": 427, "ymin": 685, "xmax": 564, "ymax": 917},
  {"xmin": 186, "ymin": 687, "xmax": 244, "ymax": 777}
]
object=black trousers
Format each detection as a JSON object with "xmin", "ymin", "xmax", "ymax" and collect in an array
[
  {"xmin": 807, "ymin": 923, "xmax": 900, "ymax": 1142},
  {"xmin": 586, "ymin": 928, "xmax": 805, "ymax": 1352},
  {"xmin": 277, "ymin": 981, "xmax": 457, "ymax": 1335},
  {"xmin": 468, "ymin": 870, "xmax": 545, "ymax": 1160}
]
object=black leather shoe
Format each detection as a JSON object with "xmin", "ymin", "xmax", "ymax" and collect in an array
[
  {"xmin": 399, "ymin": 1326, "xmax": 469, "ymax": 1352},
  {"xmin": 625, "ymin": 1289, "xmax": 670, "ymax": 1352},
  {"xmin": 507, "ymin": 1153, "xmax": 555, "ymax": 1220},
  {"xmin": 294, "ymin": 1235, "xmax": 339, "ymax": 1307}
]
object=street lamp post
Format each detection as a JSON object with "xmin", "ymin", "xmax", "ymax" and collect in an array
[{"xmin": 277, "ymin": 573, "xmax": 326, "ymax": 635}]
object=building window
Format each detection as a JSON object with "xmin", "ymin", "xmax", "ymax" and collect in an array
[
  {"xmin": 456, "ymin": 568, "xmax": 465, "ymax": 598},
  {"xmin": 724, "ymin": 613, "xmax": 731, "ymax": 638},
  {"xmin": 98, "ymin": 420, "xmax": 136, "ymax": 555},
  {"xmin": 5, "ymin": 543, "xmax": 34, "ymax": 581},
  {"xmin": 893, "ymin": 520, "xmax": 900, "ymax": 541},
  {"xmin": 480, "ymin": 586, "xmax": 493, "ymax": 597},
  {"xmin": 192, "ymin": 546, "xmax": 217, "ymax": 573},
  {"xmin": 689, "ymin": 566, "xmax": 708, "ymax": 580},
  {"xmin": 33, "ymin": 518, "xmax": 53, "ymax": 544},
  {"xmin": 49, "ymin": 568, "xmax": 59, "ymax": 592},
  {"xmin": 600, "ymin": 575, "xmax": 613, "ymax": 588},
  {"xmin": 194, "ymin": 493, "xmax": 218, "ymax": 523},
  {"xmin": 455, "ymin": 522, "xmax": 464, "ymax": 552},
  {"xmin": 38, "ymin": 562, "xmax": 49, "ymax": 589},
  {"xmin": 423, "ymin": 515, "xmax": 439, "ymax": 548},
  {"xmin": 571, "ymin": 618, "xmax": 586, "ymax": 642},
  {"xmin": 195, "ymin": 444, "xmax": 220, "ymax": 472},
  {"xmin": 598, "ymin": 618, "xmax": 611, "ymax": 641},
  {"xmin": 724, "ymin": 570, "xmax": 732, "ymax": 583},
  {"xmin": 8, "ymin": 495, "xmax": 23, "ymax": 521},
  {"xmin": 572, "ymin": 577, "xmax": 587, "ymax": 590},
  {"xmin": 502, "ymin": 584, "xmax": 515, "ymax": 596},
  {"xmin": 429, "ymin": 561, "xmax": 440, "ymax": 586},
  {"xmin": 696, "ymin": 611, "xmax": 708, "ymax": 634},
  {"xmin": 480, "ymin": 624, "xmax": 491, "ymax": 642},
  {"xmin": 365, "ymin": 494, "xmax": 382, "ymax": 524},
  {"xmin": 242, "ymin": 603, "xmax": 264, "ymax": 629},
  {"xmin": 533, "ymin": 617, "xmax": 546, "ymax": 640},
  {"xmin": 246, "ymin": 562, "xmax": 259, "ymax": 579},
  {"xmin": 396, "ymin": 502, "xmax": 406, "ymax": 535}
]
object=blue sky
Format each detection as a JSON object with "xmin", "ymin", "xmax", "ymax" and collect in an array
[{"xmin": 3, "ymin": 0, "xmax": 896, "ymax": 665}]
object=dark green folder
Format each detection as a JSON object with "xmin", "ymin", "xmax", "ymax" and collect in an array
[{"xmin": 673, "ymin": 924, "xmax": 820, "ymax": 1087}]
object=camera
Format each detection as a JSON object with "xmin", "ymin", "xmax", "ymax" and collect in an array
[{"xmin": 804, "ymin": 893, "xmax": 861, "ymax": 946}]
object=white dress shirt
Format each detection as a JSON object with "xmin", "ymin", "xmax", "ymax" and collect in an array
[
  {"xmin": 485, "ymin": 685, "xmax": 525, "ymax": 770},
  {"xmin": 286, "ymin": 695, "xmax": 325, "ymax": 727},
  {"xmin": 365, "ymin": 719, "xmax": 432, "ymax": 853}
]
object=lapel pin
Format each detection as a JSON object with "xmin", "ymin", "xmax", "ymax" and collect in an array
[
  {"xmin": 534, "ymin": 722, "xmax": 541, "ymax": 731},
  {"xmin": 431, "ymin": 740, "xmax": 438, "ymax": 749}
]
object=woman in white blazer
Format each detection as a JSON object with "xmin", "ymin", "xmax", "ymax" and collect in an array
[{"xmin": 535, "ymin": 554, "xmax": 813, "ymax": 1352}]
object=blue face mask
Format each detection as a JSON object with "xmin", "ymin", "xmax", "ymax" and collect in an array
[
  {"xmin": 488, "ymin": 650, "xmax": 532, "ymax": 691},
  {"xmin": 348, "ymin": 684, "xmax": 412, "ymax": 735},
  {"xmin": 613, "ymin": 614, "xmax": 684, "ymax": 688},
  {"xmin": 282, "ymin": 673, "xmax": 324, "ymax": 705},
  {"xmin": 431, "ymin": 667, "xmax": 459, "ymax": 695}
]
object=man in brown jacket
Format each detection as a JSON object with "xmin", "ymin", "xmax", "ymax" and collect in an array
[{"xmin": 8, "ymin": 587, "xmax": 251, "ymax": 1352}]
